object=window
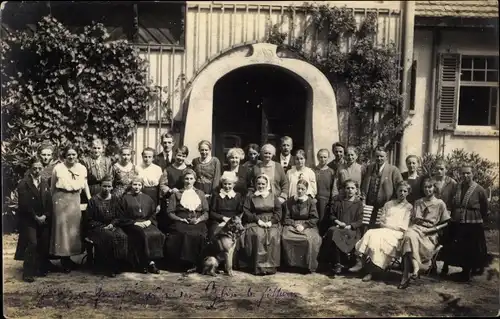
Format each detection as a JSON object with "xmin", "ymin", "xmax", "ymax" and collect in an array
[{"xmin": 436, "ymin": 54, "xmax": 499, "ymax": 131}]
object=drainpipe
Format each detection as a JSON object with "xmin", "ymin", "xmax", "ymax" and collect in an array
[
  {"xmin": 426, "ymin": 29, "xmax": 441, "ymax": 154},
  {"xmin": 397, "ymin": 0, "xmax": 415, "ymax": 170}
]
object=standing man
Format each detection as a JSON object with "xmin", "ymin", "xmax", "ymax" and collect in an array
[
  {"xmin": 360, "ymin": 146, "xmax": 403, "ymax": 230},
  {"xmin": 278, "ymin": 136, "xmax": 294, "ymax": 173},
  {"xmin": 328, "ymin": 142, "xmax": 347, "ymax": 174},
  {"xmin": 154, "ymin": 132, "xmax": 176, "ymax": 171}
]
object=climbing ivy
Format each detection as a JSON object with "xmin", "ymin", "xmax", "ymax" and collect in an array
[{"xmin": 267, "ymin": 4, "xmax": 409, "ymax": 162}]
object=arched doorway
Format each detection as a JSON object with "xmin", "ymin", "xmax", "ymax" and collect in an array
[
  {"xmin": 182, "ymin": 42, "xmax": 338, "ymax": 166},
  {"xmin": 212, "ymin": 65, "xmax": 309, "ymax": 162}
]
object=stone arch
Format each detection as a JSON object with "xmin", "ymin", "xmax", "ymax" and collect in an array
[{"xmin": 182, "ymin": 42, "xmax": 338, "ymax": 165}]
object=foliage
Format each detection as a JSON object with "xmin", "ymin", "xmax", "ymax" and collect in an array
[
  {"xmin": 420, "ymin": 149, "xmax": 499, "ymax": 190},
  {"xmin": 1, "ymin": 16, "xmax": 166, "ymax": 218},
  {"xmin": 267, "ymin": 4, "xmax": 408, "ymax": 161}
]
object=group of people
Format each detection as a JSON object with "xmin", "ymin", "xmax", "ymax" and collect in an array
[{"xmin": 14, "ymin": 133, "xmax": 490, "ymax": 290}]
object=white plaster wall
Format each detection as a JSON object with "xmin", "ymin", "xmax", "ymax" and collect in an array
[{"xmin": 407, "ymin": 29, "xmax": 499, "ymax": 164}]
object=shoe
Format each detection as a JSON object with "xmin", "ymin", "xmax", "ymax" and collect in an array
[
  {"xmin": 141, "ymin": 268, "xmax": 148, "ymax": 274},
  {"xmin": 37, "ymin": 269, "xmax": 49, "ymax": 277},
  {"xmin": 349, "ymin": 258, "xmax": 364, "ymax": 273},
  {"xmin": 440, "ymin": 264, "xmax": 449, "ymax": 277},
  {"xmin": 62, "ymin": 267, "xmax": 72, "ymax": 274},
  {"xmin": 362, "ymin": 273, "xmax": 372, "ymax": 282},
  {"xmin": 397, "ymin": 278, "xmax": 410, "ymax": 289},
  {"xmin": 472, "ymin": 267, "xmax": 484, "ymax": 276},
  {"xmin": 457, "ymin": 269, "xmax": 472, "ymax": 282},
  {"xmin": 333, "ymin": 264, "xmax": 343, "ymax": 275},
  {"xmin": 23, "ymin": 275, "xmax": 35, "ymax": 283},
  {"xmin": 410, "ymin": 272, "xmax": 420, "ymax": 280},
  {"xmin": 148, "ymin": 263, "xmax": 160, "ymax": 274},
  {"xmin": 107, "ymin": 272, "xmax": 116, "ymax": 278}
]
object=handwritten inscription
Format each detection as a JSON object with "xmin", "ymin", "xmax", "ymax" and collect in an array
[{"xmin": 33, "ymin": 280, "xmax": 299, "ymax": 310}]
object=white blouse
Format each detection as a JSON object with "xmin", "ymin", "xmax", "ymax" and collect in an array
[
  {"xmin": 136, "ymin": 163, "xmax": 163, "ymax": 187},
  {"xmin": 53, "ymin": 162, "xmax": 87, "ymax": 191},
  {"xmin": 286, "ymin": 166, "xmax": 317, "ymax": 198}
]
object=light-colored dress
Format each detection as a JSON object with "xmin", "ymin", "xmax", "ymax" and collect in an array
[
  {"xmin": 136, "ymin": 163, "xmax": 163, "ymax": 206},
  {"xmin": 286, "ymin": 166, "xmax": 317, "ymax": 198},
  {"xmin": 355, "ymin": 199, "xmax": 412, "ymax": 269},
  {"xmin": 50, "ymin": 162, "xmax": 87, "ymax": 256},
  {"xmin": 401, "ymin": 198, "xmax": 450, "ymax": 269}
]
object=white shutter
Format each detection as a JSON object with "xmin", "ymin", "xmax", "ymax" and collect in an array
[{"xmin": 436, "ymin": 54, "xmax": 460, "ymax": 130}]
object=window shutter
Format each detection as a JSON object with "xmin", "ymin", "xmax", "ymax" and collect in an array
[{"xmin": 436, "ymin": 53, "xmax": 460, "ymax": 130}]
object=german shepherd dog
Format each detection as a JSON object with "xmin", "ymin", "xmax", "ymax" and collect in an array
[{"xmin": 202, "ymin": 215, "xmax": 245, "ymax": 277}]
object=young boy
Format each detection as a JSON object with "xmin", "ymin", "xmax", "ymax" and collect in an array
[{"xmin": 14, "ymin": 157, "xmax": 53, "ymax": 282}]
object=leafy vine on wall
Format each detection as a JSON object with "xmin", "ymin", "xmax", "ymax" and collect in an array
[{"xmin": 267, "ymin": 3, "xmax": 409, "ymax": 162}]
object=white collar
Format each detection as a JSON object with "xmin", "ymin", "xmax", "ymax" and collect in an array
[
  {"xmin": 163, "ymin": 151, "xmax": 171, "ymax": 159},
  {"xmin": 220, "ymin": 189, "xmax": 236, "ymax": 199},
  {"xmin": 280, "ymin": 153, "xmax": 291, "ymax": 161},
  {"xmin": 378, "ymin": 162, "xmax": 386, "ymax": 173},
  {"xmin": 254, "ymin": 190, "xmax": 270, "ymax": 198},
  {"xmin": 294, "ymin": 194, "xmax": 308, "ymax": 202}
]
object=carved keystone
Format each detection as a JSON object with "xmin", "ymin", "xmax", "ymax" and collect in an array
[{"xmin": 249, "ymin": 43, "xmax": 280, "ymax": 63}]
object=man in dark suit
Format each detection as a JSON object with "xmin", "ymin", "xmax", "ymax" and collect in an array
[
  {"xmin": 14, "ymin": 157, "xmax": 53, "ymax": 282},
  {"xmin": 277, "ymin": 136, "xmax": 294, "ymax": 173},
  {"xmin": 360, "ymin": 146, "xmax": 403, "ymax": 229},
  {"xmin": 154, "ymin": 132, "xmax": 176, "ymax": 171}
]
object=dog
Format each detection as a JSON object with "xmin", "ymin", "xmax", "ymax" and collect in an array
[{"xmin": 202, "ymin": 215, "xmax": 245, "ymax": 277}]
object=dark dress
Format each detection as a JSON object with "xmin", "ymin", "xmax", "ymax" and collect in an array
[
  {"xmin": 192, "ymin": 157, "xmax": 222, "ymax": 197},
  {"xmin": 209, "ymin": 192, "xmax": 243, "ymax": 239},
  {"xmin": 165, "ymin": 189, "xmax": 209, "ymax": 266},
  {"xmin": 402, "ymin": 172, "xmax": 424, "ymax": 205},
  {"xmin": 281, "ymin": 197, "xmax": 322, "ymax": 272},
  {"xmin": 80, "ymin": 156, "xmax": 113, "ymax": 200},
  {"xmin": 320, "ymin": 198, "xmax": 364, "ymax": 267},
  {"xmin": 313, "ymin": 166, "xmax": 338, "ymax": 235},
  {"xmin": 14, "ymin": 175, "xmax": 52, "ymax": 277},
  {"xmin": 86, "ymin": 194, "xmax": 128, "ymax": 265},
  {"xmin": 239, "ymin": 194, "xmax": 282, "ymax": 275},
  {"xmin": 441, "ymin": 181, "xmax": 489, "ymax": 271},
  {"xmin": 221, "ymin": 167, "xmax": 248, "ymax": 197},
  {"xmin": 117, "ymin": 192, "xmax": 165, "ymax": 269}
]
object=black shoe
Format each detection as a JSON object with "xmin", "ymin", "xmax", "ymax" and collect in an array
[
  {"xmin": 23, "ymin": 275, "xmax": 35, "ymax": 283},
  {"xmin": 141, "ymin": 267, "xmax": 148, "ymax": 274},
  {"xmin": 457, "ymin": 269, "xmax": 472, "ymax": 282},
  {"xmin": 440, "ymin": 264, "xmax": 449, "ymax": 277},
  {"xmin": 148, "ymin": 263, "xmax": 160, "ymax": 274},
  {"xmin": 107, "ymin": 271, "xmax": 116, "ymax": 278},
  {"xmin": 472, "ymin": 267, "xmax": 484, "ymax": 276},
  {"xmin": 37, "ymin": 269, "xmax": 49, "ymax": 277},
  {"xmin": 62, "ymin": 267, "xmax": 72, "ymax": 274},
  {"xmin": 397, "ymin": 278, "xmax": 410, "ymax": 289},
  {"xmin": 333, "ymin": 264, "xmax": 343, "ymax": 275}
]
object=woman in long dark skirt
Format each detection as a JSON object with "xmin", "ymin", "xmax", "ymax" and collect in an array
[
  {"xmin": 117, "ymin": 177, "xmax": 165, "ymax": 274},
  {"xmin": 86, "ymin": 176, "xmax": 128, "ymax": 277},
  {"xmin": 440, "ymin": 164, "xmax": 489, "ymax": 282},
  {"xmin": 281, "ymin": 179, "xmax": 322, "ymax": 273},
  {"xmin": 320, "ymin": 179, "xmax": 363, "ymax": 275},
  {"xmin": 208, "ymin": 171, "xmax": 243, "ymax": 240},
  {"xmin": 157, "ymin": 146, "xmax": 191, "ymax": 234},
  {"xmin": 15, "ymin": 157, "xmax": 53, "ymax": 282},
  {"xmin": 239, "ymin": 173, "xmax": 282, "ymax": 275},
  {"xmin": 165, "ymin": 169, "xmax": 209, "ymax": 273}
]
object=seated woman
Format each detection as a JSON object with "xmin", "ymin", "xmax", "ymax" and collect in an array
[
  {"xmin": 239, "ymin": 174, "xmax": 282, "ymax": 275},
  {"xmin": 86, "ymin": 175, "xmax": 128, "ymax": 277},
  {"xmin": 117, "ymin": 177, "xmax": 165, "ymax": 274},
  {"xmin": 320, "ymin": 179, "xmax": 363, "ymax": 275},
  {"xmin": 398, "ymin": 177, "xmax": 450, "ymax": 289},
  {"xmin": 350, "ymin": 181, "xmax": 413, "ymax": 282},
  {"xmin": 165, "ymin": 169, "xmax": 209, "ymax": 273},
  {"xmin": 281, "ymin": 179, "xmax": 322, "ymax": 273},
  {"xmin": 209, "ymin": 171, "xmax": 243, "ymax": 240}
]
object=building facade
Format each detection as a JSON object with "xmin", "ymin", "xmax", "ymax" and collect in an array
[{"xmin": 1, "ymin": 1, "xmax": 498, "ymax": 166}]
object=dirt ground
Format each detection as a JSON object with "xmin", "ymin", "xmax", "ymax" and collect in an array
[{"xmin": 3, "ymin": 231, "xmax": 499, "ymax": 318}]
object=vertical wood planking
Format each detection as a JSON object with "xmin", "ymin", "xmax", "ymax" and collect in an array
[{"xmin": 208, "ymin": 4, "xmax": 213, "ymax": 58}]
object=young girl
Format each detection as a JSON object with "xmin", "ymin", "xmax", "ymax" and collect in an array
[
  {"xmin": 282, "ymin": 179, "xmax": 322, "ymax": 273},
  {"xmin": 112, "ymin": 146, "xmax": 139, "ymax": 198},
  {"xmin": 313, "ymin": 149, "xmax": 338, "ymax": 235},
  {"xmin": 192, "ymin": 140, "xmax": 222, "ymax": 199},
  {"xmin": 136, "ymin": 147, "xmax": 163, "ymax": 207},
  {"xmin": 86, "ymin": 175, "xmax": 128, "ymax": 277},
  {"xmin": 398, "ymin": 177, "xmax": 450, "ymax": 289},
  {"xmin": 208, "ymin": 171, "xmax": 243, "ymax": 240},
  {"xmin": 286, "ymin": 149, "xmax": 317, "ymax": 199},
  {"xmin": 321, "ymin": 180, "xmax": 364, "ymax": 275},
  {"xmin": 15, "ymin": 157, "xmax": 53, "ymax": 282},
  {"xmin": 402, "ymin": 155, "xmax": 424, "ymax": 205},
  {"xmin": 351, "ymin": 181, "xmax": 413, "ymax": 282},
  {"xmin": 81, "ymin": 139, "xmax": 113, "ymax": 199}
]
